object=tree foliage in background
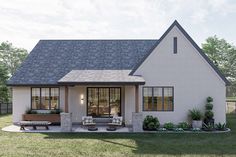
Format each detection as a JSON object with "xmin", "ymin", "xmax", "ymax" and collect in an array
[
  {"xmin": 0, "ymin": 41, "xmax": 28, "ymax": 102},
  {"xmin": 0, "ymin": 41, "xmax": 28, "ymax": 76},
  {"xmin": 0, "ymin": 65, "xmax": 9, "ymax": 102},
  {"xmin": 202, "ymin": 36, "xmax": 236, "ymax": 97}
]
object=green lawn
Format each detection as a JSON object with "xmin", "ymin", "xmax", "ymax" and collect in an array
[{"xmin": 0, "ymin": 114, "xmax": 236, "ymax": 157}]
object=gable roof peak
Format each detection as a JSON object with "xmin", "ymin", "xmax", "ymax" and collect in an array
[{"xmin": 129, "ymin": 20, "xmax": 230, "ymax": 85}]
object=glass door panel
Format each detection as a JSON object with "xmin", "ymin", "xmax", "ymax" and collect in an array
[
  {"xmin": 98, "ymin": 88, "xmax": 109, "ymax": 117},
  {"xmin": 110, "ymin": 88, "xmax": 121, "ymax": 116},
  {"xmin": 87, "ymin": 88, "xmax": 99, "ymax": 117}
]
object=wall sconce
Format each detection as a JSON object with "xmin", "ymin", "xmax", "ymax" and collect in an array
[{"xmin": 80, "ymin": 94, "xmax": 84, "ymax": 104}]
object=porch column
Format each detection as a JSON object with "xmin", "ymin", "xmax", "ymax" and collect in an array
[
  {"xmin": 64, "ymin": 85, "xmax": 68, "ymax": 113},
  {"xmin": 60, "ymin": 85, "xmax": 72, "ymax": 132},
  {"xmin": 135, "ymin": 85, "xmax": 139, "ymax": 113},
  {"xmin": 132, "ymin": 84, "xmax": 143, "ymax": 132}
]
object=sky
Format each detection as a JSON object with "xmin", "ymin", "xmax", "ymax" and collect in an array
[{"xmin": 0, "ymin": 0, "xmax": 236, "ymax": 52}]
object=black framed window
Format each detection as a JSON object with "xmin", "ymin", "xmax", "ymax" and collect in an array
[
  {"xmin": 143, "ymin": 87, "xmax": 174, "ymax": 111},
  {"xmin": 31, "ymin": 87, "xmax": 60, "ymax": 110},
  {"xmin": 87, "ymin": 87, "xmax": 121, "ymax": 118}
]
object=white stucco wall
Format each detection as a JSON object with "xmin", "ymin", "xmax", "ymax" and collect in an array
[
  {"xmin": 124, "ymin": 86, "xmax": 136, "ymax": 125},
  {"xmin": 68, "ymin": 86, "xmax": 87, "ymax": 123},
  {"xmin": 12, "ymin": 87, "xmax": 31, "ymax": 123},
  {"xmin": 134, "ymin": 25, "xmax": 226, "ymax": 124}
]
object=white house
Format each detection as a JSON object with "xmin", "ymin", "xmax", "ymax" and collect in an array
[{"xmin": 8, "ymin": 21, "xmax": 229, "ymax": 130}]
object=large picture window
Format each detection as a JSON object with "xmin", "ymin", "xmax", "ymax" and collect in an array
[
  {"xmin": 143, "ymin": 87, "xmax": 174, "ymax": 111},
  {"xmin": 31, "ymin": 87, "xmax": 60, "ymax": 110}
]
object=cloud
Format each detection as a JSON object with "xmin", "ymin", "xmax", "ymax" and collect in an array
[{"xmin": 0, "ymin": 0, "xmax": 235, "ymax": 51}]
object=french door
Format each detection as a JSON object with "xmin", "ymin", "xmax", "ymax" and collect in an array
[{"xmin": 87, "ymin": 87, "xmax": 121, "ymax": 118}]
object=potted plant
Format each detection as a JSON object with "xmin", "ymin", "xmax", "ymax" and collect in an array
[
  {"xmin": 143, "ymin": 115, "xmax": 160, "ymax": 131},
  {"xmin": 204, "ymin": 97, "xmax": 215, "ymax": 125},
  {"xmin": 189, "ymin": 109, "xmax": 203, "ymax": 128}
]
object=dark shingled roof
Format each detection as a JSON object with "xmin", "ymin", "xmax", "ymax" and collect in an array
[{"xmin": 8, "ymin": 40, "xmax": 158, "ymax": 85}]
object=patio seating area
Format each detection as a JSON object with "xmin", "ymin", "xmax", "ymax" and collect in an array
[{"xmin": 2, "ymin": 124, "xmax": 131, "ymax": 133}]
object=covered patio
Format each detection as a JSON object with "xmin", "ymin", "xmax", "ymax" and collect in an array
[{"xmin": 58, "ymin": 70, "xmax": 145, "ymax": 132}]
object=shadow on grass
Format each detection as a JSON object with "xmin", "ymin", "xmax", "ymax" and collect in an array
[
  {"xmin": 41, "ymin": 131, "xmax": 236, "ymax": 155},
  {"xmin": 41, "ymin": 114, "xmax": 236, "ymax": 156}
]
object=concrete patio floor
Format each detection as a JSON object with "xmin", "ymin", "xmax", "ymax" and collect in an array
[{"xmin": 1, "ymin": 125, "xmax": 132, "ymax": 133}]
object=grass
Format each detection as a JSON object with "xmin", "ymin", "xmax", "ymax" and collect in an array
[{"xmin": 0, "ymin": 114, "xmax": 236, "ymax": 157}]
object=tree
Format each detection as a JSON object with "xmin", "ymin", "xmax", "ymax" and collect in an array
[
  {"xmin": 0, "ymin": 41, "xmax": 28, "ymax": 76},
  {"xmin": 0, "ymin": 65, "xmax": 9, "ymax": 102},
  {"xmin": 202, "ymin": 36, "xmax": 236, "ymax": 97},
  {"xmin": 0, "ymin": 41, "xmax": 28, "ymax": 102}
]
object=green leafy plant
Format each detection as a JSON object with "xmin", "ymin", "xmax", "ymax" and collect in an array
[
  {"xmin": 163, "ymin": 122, "xmax": 175, "ymax": 130},
  {"xmin": 30, "ymin": 110, "xmax": 38, "ymax": 114},
  {"xmin": 205, "ymin": 110, "xmax": 214, "ymax": 119},
  {"xmin": 215, "ymin": 123, "xmax": 227, "ymax": 131},
  {"xmin": 50, "ymin": 109, "xmax": 62, "ymax": 114},
  {"xmin": 203, "ymin": 123, "xmax": 215, "ymax": 131},
  {"xmin": 189, "ymin": 109, "xmax": 202, "ymax": 120},
  {"xmin": 25, "ymin": 109, "xmax": 37, "ymax": 114},
  {"xmin": 204, "ymin": 97, "xmax": 214, "ymax": 125},
  {"xmin": 205, "ymin": 103, "xmax": 213, "ymax": 110},
  {"xmin": 143, "ymin": 115, "xmax": 160, "ymax": 131},
  {"xmin": 207, "ymin": 96, "xmax": 213, "ymax": 103},
  {"xmin": 177, "ymin": 122, "xmax": 190, "ymax": 130}
]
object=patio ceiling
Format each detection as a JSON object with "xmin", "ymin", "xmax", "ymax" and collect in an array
[{"xmin": 58, "ymin": 70, "xmax": 145, "ymax": 85}]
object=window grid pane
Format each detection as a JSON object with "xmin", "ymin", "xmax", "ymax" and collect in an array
[
  {"xmin": 163, "ymin": 88, "xmax": 173, "ymax": 111},
  {"xmin": 143, "ymin": 87, "xmax": 153, "ymax": 111},
  {"xmin": 41, "ymin": 88, "xmax": 50, "ymax": 109},
  {"xmin": 32, "ymin": 88, "xmax": 40, "ymax": 109},
  {"xmin": 153, "ymin": 87, "xmax": 162, "ymax": 111},
  {"xmin": 51, "ymin": 88, "xmax": 59, "ymax": 110},
  {"xmin": 143, "ymin": 87, "xmax": 173, "ymax": 111}
]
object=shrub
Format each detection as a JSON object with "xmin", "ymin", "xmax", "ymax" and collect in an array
[
  {"xmin": 177, "ymin": 122, "xmax": 189, "ymax": 130},
  {"xmin": 205, "ymin": 103, "xmax": 213, "ymax": 110},
  {"xmin": 207, "ymin": 97, "xmax": 213, "ymax": 103},
  {"xmin": 50, "ymin": 109, "xmax": 62, "ymax": 114},
  {"xmin": 25, "ymin": 109, "xmax": 37, "ymax": 114},
  {"xmin": 163, "ymin": 122, "xmax": 175, "ymax": 130},
  {"xmin": 25, "ymin": 108, "xmax": 31, "ymax": 114},
  {"xmin": 30, "ymin": 110, "xmax": 38, "ymax": 114},
  {"xmin": 215, "ymin": 123, "xmax": 226, "ymax": 131},
  {"xmin": 189, "ymin": 109, "xmax": 202, "ymax": 120},
  {"xmin": 205, "ymin": 110, "xmax": 214, "ymax": 119},
  {"xmin": 143, "ymin": 115, "xmax": 160, "ymax": 130}
]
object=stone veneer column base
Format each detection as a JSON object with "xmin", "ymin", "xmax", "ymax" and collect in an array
[
  {"xmin": 60, "ymin": 112, "xmax": 72, "ymax": 132},
  {"xmin": 132, "ymin": 112, "xmax": 143, "ymax": 132}
]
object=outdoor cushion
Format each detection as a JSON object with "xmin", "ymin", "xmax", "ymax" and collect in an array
[
  {"xmin": 112, "ymin": 118, "xmax": 121, "ymax": 124},
  {"xmin": 109, "ymin": 116, "xmax": 123, "ymax": 126},
  {"xmin": 82, "ymin": 116, "xmax": 96, "ymax": 126}
]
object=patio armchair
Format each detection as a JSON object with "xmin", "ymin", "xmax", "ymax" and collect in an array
[
  {"xmin": 82, "ymin": 116, "xmax": 96, "ymax": 128},
  {"xmin": 108, "ymin": 116, "xmax": 123, "ymax": 129}
]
